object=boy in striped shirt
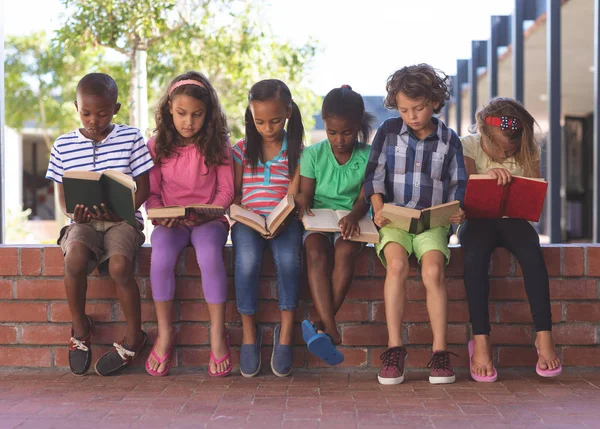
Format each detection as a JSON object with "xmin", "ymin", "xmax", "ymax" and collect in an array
[{"xmin": 45, "ymin": 73, "xmax": 153, "ymax": 376}]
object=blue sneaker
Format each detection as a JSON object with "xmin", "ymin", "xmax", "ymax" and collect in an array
[
  {"xmin": 271, "ymin": 324, "xmax": 293, "ymax": 377},
  {"xmin": 240, "ymin": 326, "xmax": 262, "ymax": 378}
]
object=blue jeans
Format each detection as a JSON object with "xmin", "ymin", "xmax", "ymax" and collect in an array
[{"xmin": 232, "ymin": 218, "xmax": 303, "ymax": 315}]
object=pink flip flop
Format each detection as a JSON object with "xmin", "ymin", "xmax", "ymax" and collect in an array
[
  {"xmin": 208, "ymin": 330, "xmax": 232, "ymax": 377},
  {"xmin": 145, "ymin": 339, "xmax": 174, "ymax": 377},
  {"xmin": 468, "ymin": 340, "xmax": 497, "ymax": 382},
  {"xmin": 536, "ymin": 347, "xmax": 562, "ymax": 377}
]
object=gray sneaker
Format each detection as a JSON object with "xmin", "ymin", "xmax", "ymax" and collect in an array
[
  {"xmin": 240, "ymin": 326, "xmax": 262, "ymax": 377},
  {"xmin": 271, "ymin": 324, "xmax": 293, "ymax": 377}
]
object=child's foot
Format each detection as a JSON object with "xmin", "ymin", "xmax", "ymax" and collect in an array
[
  {"xmin": 95, "ymin": 330, "xmax": 147, "ymax": 376},
  {"xmin": 471, "ymin": 335, "xmax": 495, "ymax": 378},
  {"xmin": 535, "ymin": 331, "xmax": 561, "ymax": 371},
  {"xmin": 68, "ymin": 315, "xmax": 93, "ymax": 376},
  {"xmin": 146, "ymin": 330, "xmax": 174, "ymax": 374},
  {"xmin": 240, "ymin": 326, "xmax": 262, "ymax": 378},
  {"xmin": 428, "ymin": 350, "xmax": 457, "ymax": 384},
  {"xmin": 209, "ymin": 328, "xmax": 231, "ymax": 376},
  {"xmin": 378, "ymin": 346, "xmax": 408, "ymax": 385}
]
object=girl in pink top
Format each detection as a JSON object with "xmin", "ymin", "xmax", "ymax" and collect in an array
[{"xmin": 145, "ymin": 72, "xmax": 234, "ymax": 377}]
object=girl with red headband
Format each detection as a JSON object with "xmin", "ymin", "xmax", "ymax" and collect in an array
[
  {"xmin": 459, "ymin": 97, "xmax": 561, "ymax": 381},
  {"xmin": 145, "ymin": 71, "xmax": 234, "ymax": 377}
]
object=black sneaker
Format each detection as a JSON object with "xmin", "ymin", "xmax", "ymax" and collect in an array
[
  {"xmin": 94, "ymin": 331, "xmax": 147, "ymax": 376},
  {"xmin": 68, "ymin": 316, "xmax": 93, "ymax": 376}
]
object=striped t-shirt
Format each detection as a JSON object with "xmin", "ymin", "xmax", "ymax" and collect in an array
[
  {"xmin": 45, "ymin": 124, "xmax": 154, "ymax": 223},
  {"xmin": 232, "ymin": 136, "xmax": 291, "ymax": 215}
]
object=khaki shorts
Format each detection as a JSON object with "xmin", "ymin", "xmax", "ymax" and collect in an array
[
  {"xmin": 58, "ymin": 221, "xmax": 145, "ymax": 274},
  {"xmin": 375, "ymin": 225, "xmax": 451, "ymax": 267}
]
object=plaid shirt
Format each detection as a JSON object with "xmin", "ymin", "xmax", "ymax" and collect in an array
[{"xmin": 364, "ymin": 117, "xmax": 466, "ymax": 210}]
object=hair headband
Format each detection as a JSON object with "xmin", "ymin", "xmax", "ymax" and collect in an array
[
  {"xmin": 169, "ymin": 79, "xmax": 206, "ymax": 96},
  {"xmin": 485, "ymin": 116, "xmax": 522, "ymax": 131}
]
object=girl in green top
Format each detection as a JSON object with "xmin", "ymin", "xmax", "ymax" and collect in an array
[{"xmin": 297, "ymin": 85, "xmax": 373, "ymax": 365}]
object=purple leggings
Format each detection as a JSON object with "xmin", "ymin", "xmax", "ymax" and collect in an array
[{"xmin": 150, "ymin": 220, "xmax": 228, "ymax": 303}]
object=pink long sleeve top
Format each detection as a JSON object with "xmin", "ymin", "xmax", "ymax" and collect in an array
[{"xmin": 145, "ymin": 137, "xmax": 235, "ymax": 220}]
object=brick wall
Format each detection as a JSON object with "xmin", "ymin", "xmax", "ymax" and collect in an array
[{"xmin": 0, "ymin": 244, "xmax": 598, "ymax": 370}]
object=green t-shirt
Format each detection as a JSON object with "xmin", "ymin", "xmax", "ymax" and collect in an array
[{"xmin": 300, "ymin": 140, "xmax": 371, "ymax": 211}]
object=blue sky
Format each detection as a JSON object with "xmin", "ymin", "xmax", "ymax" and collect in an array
[{"xmin": 4, "ymin": 0, "xmax": 515, "ymax": 95}]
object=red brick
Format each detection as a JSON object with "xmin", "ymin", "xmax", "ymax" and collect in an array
[
  {"xmin": 491, "ymin": 248, "xmax": 513, "ymax": 277},
  {"xmin": 406, "ymin": 324, "xmax": 466, "ymax": 345},
  {"xmin": 389, "ymin": 301, "xmax": 469, "ymax": 323},
  {"xmin": 92, "ymin": 323, "xmax": 128, "ymax": 344},
  {"xmin": 21, "ymin": 324, "xmax": 70, "ymax": 345},
  {"xmin": 0, "ymin": 346, "xmax": 51, "ymax": 367},
  {"xmin": 0, "ymin": 302, "xmax": 47, "ymax": 322},
  {"xmin": 542, "ymin": 246, "xmax": 561, "ymax": 277},
  {"xmin": 445, "ymin": 248, "xmax": 464, "ymax": 277},
  {"xmin": 565, "ymin": 303, "xmax": 600, "ymax": 322},
  {"xmin": 86, "ymin": 278, "xmax": 118, "ymax": 299},
  {"xmin": 0, "ymin": 326, "xmax": 18, "ymax": 344},
  {"xmin": 176, "ymin": 325, "xmax": 209, "ymax": 345},
  {"xmin": 586, "ymin": 246, "xmax": 600, "ymax": 276},
  {"xmin": 0, "ymin": 280, "xmax": 12, "ymax": 299},
  {"xmin": 53, "ymin": 345, "xmax": 113, "ymax": 368},
  {"xmin": 50, "ymin": 302, "xmax": 113, "ymax": 323},
  {"xmin": 20, "ymin": 248, "xmax": 42, "ymax": 276},
  {"xmin": 182, "ymin": 247, "xmax": 201, "ymax": 276},
  {"xmin": 0, "ymin": 248, "xmax": 18, "ymax": 275},
  {"xmin": 16, "ymin": 279, "xmax": 64, "ymax": 299},
  {"xmin": 42, "ymin": 246, "xmax": 64, "ymax": 276},
  {"xmin": 490, "ymin": 324, "xmax": 532, "ymax": 345},
  {"xmin": 307, "ymin": 347, "xmax": 367, "ymax": 368},
  {"xmin": 114, "ymin": 301, "xmax": 157, "ymax": 322},
  {"xmin": 353, "ymin": 250, "xmax": 371, "ymax": 277},
  {"xmin": 497, "ymin": 302, "xmax": 562, "ymax": 323},
  {"xmin": 257, "ymin": 248, "xmax": 276, "ymax": 277},
  {"xmin": 497, "ymin": 346, "xmax": 537, "ymax": 367},
  {"xmin": 136, "ymin": 246, "xmax": 152, "ymax": 276},
  {"xmin": 256, "ymin": 278, "xmax": 274, "ymax": 300},
  {"xmin": 448, "ymin": 301, "xmax": 471, "ymax": 323},
  {"xmin": 563, "ymin": 247, "xmax": 584, "ymax": 276},
  {"xmin": 404, "ymin": 279, "xmax": 426, "ymax": 300},
  {"xmin": 173, "ymin": 279, "xmax": 204, "ymax": 300},
  {"xmin": 180, "ymin": 301, "xmax": 240, "ymax": 324},
  {"xmin": 346, "ymin": 278, "xmax": 383, "ymax": 300},
  {"xmin": 446, "ymin": 278, "xmax": 467, "ymax": 300},
  {"xmin": 489, "ymin": 278, "xmax": 527, "ymax": 300},
  {"xmin": 308, "ymin": 302, "xmax": 368, "ymax": 322},
  {"xmin": 563, "ymin": 346, "xmax": 600, "ymax": 367},
  {"xmin": 552, "ymin": 324, "xmax": 596, "ymax": 345},
  {"xmin": 342, "ymin": 325, "xmax": 387, "ymax": 346},
  {"xmin": 256, "ymin": 301, "xmax": 303, "ymax": 323},
  {"xmin": 550, "ymin": 279, "xmax": 596, "ymax": 300}
]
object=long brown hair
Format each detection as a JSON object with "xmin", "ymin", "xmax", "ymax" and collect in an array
[
  {"xmin": 472, "ymin": 97, "xmax": 540, "ymax": 177},
  {"xmin": 153, "ymin": 71, "xmax": 229, "ymax": 167}
]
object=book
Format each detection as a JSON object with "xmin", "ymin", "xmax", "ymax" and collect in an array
[
  {"xmin": 146, "ymin": 204, "xmax": 225, "ymax": 219},
  {"xmin": 464, "ymin": 174, "xmax": 547, "ymax": 222},
  {"xmin": 62, "ymin": 169, "xmax": 137, "ymax": 227},
  {"xmin": 380, "ymin": 200, "xmax": 460, "ymax": 234},
  {"xmin": 229, "ymin": 194, "xmax": 295, "ymax": 236},
  {"xmin": 301, "ymin": 209, "xmax": 380, "ymax": 243}
]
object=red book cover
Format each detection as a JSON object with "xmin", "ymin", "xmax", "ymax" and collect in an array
[{"xmin": 464, "ymin": 175, "xmax": 547, "ymax": 222}]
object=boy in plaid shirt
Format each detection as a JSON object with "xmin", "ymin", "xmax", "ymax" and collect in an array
[{"xmin": 364, "ymin": 64, "xmax": 467, "ymax": 385}]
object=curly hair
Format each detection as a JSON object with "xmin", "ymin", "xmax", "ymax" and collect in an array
[
  {"xmin": 153, "ymin": 71, "xmax": 229, "ymax": 168},
  {"xmin": 384, "ymin": 64, "xmax": 451, "ymax": 114},
  {"xmin": 472, "ymin": 97, "xmax": 541, "ymax": 177},
  {"xmin": 322, "ymin": 85, "xmax": 374, "ymax": 143}
]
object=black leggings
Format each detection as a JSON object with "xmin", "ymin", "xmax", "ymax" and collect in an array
[{"xmin": 458, "ymin": 218, "xmax": 552, "ymax": 335}]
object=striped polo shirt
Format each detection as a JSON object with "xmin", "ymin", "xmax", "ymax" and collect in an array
[
  {"xmin": 45, "ymin": 124, "xmax": 154, "ymax": 223},
  {"xmin": 232, "ymin": 136, "xmax": 291, "ymax": 215}
]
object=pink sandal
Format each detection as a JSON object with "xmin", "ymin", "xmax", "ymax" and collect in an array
[
  {"xmin": 536, "ymin": 346, "xmax": 562, "ymax": 377},
  {"xmin": 468, "ymin": 340, "xmax": 498, "ymax": 382},
  {"xmin": 145, "ymin": 339, "xmax": 174, "ymax": 377},
  {"xmin": 208, "ymin": 330, "xmax": 232, "ymax": 377}
]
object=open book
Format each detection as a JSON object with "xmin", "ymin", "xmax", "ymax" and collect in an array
[
  {"xmin": 230, "ymin": 194, "xmax": 295, "ymax": 236},
  {"xmin": 464, "ymin": 174, "xmax": 547, "ymax": 222},
  {"xmin": 62, "ymin": 169, "xmax": 137, "ymax": 227},
  {"xmin": 380, "ymin": 200, "xmax": 460, "ymax": 234},
  {"xmin": 147, "ymin": 204, "xmax": 225, "ymax": 219},
  {"xmin": 302, "ymin": 209, "xmax": 380, "ymax": 243}
]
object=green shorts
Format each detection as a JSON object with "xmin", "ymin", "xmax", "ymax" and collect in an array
[{"xmin": 375, "ymin": 225, "xmax": 451, "ymax": 267}]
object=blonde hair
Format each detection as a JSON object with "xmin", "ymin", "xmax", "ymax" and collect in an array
[{"xmin": 471, "ymin": 97, "xmax": 540, "ymax": 177}]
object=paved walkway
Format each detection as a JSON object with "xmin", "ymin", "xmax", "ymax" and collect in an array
[{"xmin": 0, "ymin": 370, "xmax": 598, "ymax": 428}]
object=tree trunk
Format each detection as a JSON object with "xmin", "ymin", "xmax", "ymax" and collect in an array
[{"xmin": 129, "ymin": 51, "xmax": 137, "ymax": 127}]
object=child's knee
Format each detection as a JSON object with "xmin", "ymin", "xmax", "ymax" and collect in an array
[
  {"xmin": 421, "ymin": 262, "xmax": 444, "ymax": 287},
  {"xmin": 64, "ymin": 244, "xmax": 91, "ymax": 276},
  {"xmin": 386, "ymin": 256, "xmax": 410, "ymax": 279},
  {"xmin": 108, "ymin": 255, "xmax": 134, "ymax": 284}
]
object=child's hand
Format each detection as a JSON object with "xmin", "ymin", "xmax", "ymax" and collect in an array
[
  {"xmin": 73, "ymin": 204, "xmax": 92, "ymax": 224},
  {"xmin": 487, "ymin": 168, "xmax": 512, "ymax": 186},
  {"xmin": 180, "ymin": 213, "xmax": 218, "ymax": 227},
  {"xmin": 449, "ymin": 207, "xmax": 466, "ymax": 224},
  {"xmin": 338, "ymin": 214, "xmax": 360, "ymax": 240},
  {"xmin": 294, "ymin": 193, "xmax": 313, "ymax": 220},
  {"xmin": 373, "ymin": 209, "xmax": 390, "ymax": 228},
  {"xmin": 89, "ymin": 204, "xmax": 122, "ymax": 222},
  {"xmin": 156, "ymin": 218, "xmax": 181, "ymax": 228}
]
